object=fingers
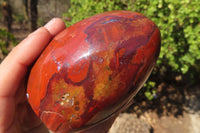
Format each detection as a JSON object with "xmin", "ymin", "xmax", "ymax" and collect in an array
[
  {"xmin": 12, "ymin": 18, "xmax": 66, "ymax": 66},
  {"xmin": 0, "ymin": 18, "xmax": 66, "ymax": 97}
]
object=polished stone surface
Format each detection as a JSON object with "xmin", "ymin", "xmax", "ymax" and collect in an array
[{"xmin": 27, "ymin": 10, "xmax": 161, "ymax": 132}]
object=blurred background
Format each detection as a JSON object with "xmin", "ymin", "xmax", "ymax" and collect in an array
[{"xmin": 0, "ymin": 0, "xmax": 200, "ymax": 133}]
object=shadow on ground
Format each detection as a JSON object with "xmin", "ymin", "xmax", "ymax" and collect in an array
[{"xmin": 127, "ymin": 82, "xmax": 200, "ymax": 117}]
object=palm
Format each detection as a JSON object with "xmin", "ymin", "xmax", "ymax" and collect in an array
[{"xmin": 1, "ymin": 78, "xmax": 48, "ymax": 133}]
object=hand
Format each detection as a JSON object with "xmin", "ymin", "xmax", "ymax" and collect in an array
[
  {"xmin": 0, "ymin": 18, "xmax": 117, "ymax": 133},
  {"xmin": 0, "ymin": 18, "xmax": 66, "ymax": 133}
]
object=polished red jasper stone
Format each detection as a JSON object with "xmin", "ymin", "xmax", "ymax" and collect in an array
[{"xmin": 27, "ymin": 11, "xmax": 161, "ymax": 132}]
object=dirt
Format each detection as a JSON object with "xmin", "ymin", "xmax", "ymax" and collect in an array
[
  {"xmin": 1, "ymin": 22, "xmax": 200, "ymax": 133},
  {"xmin": 109, "ymin": 113, "xmax": 153, "ymax": 133},
  {"xmin": 109, "ymin": 83, "xmax": 200, "ymax": 133}
]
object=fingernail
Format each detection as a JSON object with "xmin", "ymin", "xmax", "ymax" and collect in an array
[{"xmin": 44, "ymin": 18, "xmax": 56, "ymax": 30}]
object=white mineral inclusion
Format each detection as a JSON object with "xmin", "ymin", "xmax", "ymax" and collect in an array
[
  {"xmin": 26, "ymin": 93, "xmax": 29, "ymax": 99},
  {"xmin": 53, "ymin": 55, "xmax": 62, "ymax": 71}
]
